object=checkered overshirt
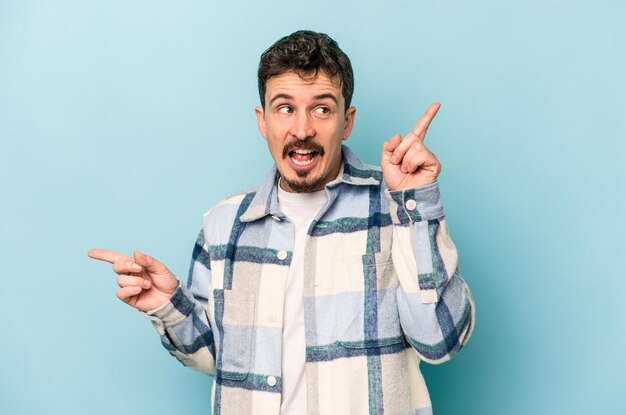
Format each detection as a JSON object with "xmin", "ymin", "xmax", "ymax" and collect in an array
[{"xmin": 147, "ymin": 146, "xmax": 475, "ymax": 415}]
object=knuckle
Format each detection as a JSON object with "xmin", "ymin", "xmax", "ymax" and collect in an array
[
  {"xmin": 113, "ymin": 260, "xmax": 125, "ymax": 273},
  {"xmin": 395, "ymin": 146, "xmax": 409, "ymax": 158},
  {"xmin": 405, "ymin": 150, "xmax": 418, "ymax": 162}
]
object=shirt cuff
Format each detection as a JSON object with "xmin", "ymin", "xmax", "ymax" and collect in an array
[
  {"xmin": 385, "ymin": 182, "xmax": 444, "ymax": 225},
  {"xmin": 144, "ymin": 281, "xmax": 197, "ymax": 328}
]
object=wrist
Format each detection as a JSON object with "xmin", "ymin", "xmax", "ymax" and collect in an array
[{"xmin": 385, "ymin": 182, "xmax": 444, "ymax": 224}]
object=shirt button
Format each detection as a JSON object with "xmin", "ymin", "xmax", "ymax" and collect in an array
[
  {"xmin": 267, "ymin": 376, "xmax": 277, "ymax": 386},
  {"xmin": 277, "ymin": 250, "xmax": 287, "ymax": 260},
  {"xmin": 405, "ymin": 199, "xmax": 417, "ymax": 211},
  {"xmin": 271, "ymin": 215, "xmax": 281, "ymax": 222},
  {"xmin": 268, "ymin": 314, "xmax": 277, "ymax": 323}
]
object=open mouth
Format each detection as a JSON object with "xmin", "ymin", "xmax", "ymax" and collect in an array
[{"xmin": 288, "ymin": 149, "xmax": 320, "ymax": 169}]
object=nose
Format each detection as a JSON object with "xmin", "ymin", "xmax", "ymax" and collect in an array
[{"xmin": 289, "ymin": 112, "xmax": 315, "ymax": 140}]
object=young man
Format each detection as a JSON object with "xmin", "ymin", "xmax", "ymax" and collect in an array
[{"xmin": 89, "ymin": 30, "xmax": 474, "ymax": 415}]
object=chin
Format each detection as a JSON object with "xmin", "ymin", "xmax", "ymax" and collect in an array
[{"xmin": 282, "ymin": 174, "xmax": 325, "ymax": 193}]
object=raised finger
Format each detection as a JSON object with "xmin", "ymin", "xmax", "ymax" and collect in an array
[
  {"xmin": 411, "ymin": 102, "xmax": 441, "ymax": 140},
  {"xmin": 112, "ymin": 258, "xmax": 143, "ymax": 275},
  {"xmin": 117, "ymin": 274, "xmax": 151, "ymax": 289},
  {"xmin": 88, "ymin": 248, "xmax": 130, "ymax": 264},
  {"xmin": 117, "ymin": 286, "xmax": 142, "ymax": 303}
]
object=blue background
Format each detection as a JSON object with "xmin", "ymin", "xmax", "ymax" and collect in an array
[{"xmin": 1, "ymin": 1, "xmax": 624, "ymax": 414}]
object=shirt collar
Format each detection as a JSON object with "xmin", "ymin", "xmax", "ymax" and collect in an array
[{"xmin": 239, "ymin": 145, "xmax": 381, "ymax": 223}]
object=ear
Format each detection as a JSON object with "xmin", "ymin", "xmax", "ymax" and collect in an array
[
  {"xmin": 255, "ymin": 106, "xmax": 267, "ymax": 140},
  {"xmin": 342, "ymin": 106, "xmax": 356, "ymax": 140}
]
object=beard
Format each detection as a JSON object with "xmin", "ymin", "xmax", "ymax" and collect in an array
[
  {"xmin": 280, "ymin": 139, "xmax": 327, "ymax": 192},
  {"xmin": 281, "ymin": 170, "xmax": 327, "ymax": 193}
]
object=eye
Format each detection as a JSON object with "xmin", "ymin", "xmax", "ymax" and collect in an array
[
  {"xmin": 314, "ymin": 106, "xmax": 331, "ymax": 115},
  {"xmin": 278, "ymin": 105, "xmax": 293, "ymax": 114}
]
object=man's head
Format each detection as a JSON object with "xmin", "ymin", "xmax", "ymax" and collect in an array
[
  {"xmin": 255, "ymin": 30, "xmax": 356, "ymax": 193},
  {"xmin": 258, "ymin": 30, "xmax": 354, "ymax": 112}
]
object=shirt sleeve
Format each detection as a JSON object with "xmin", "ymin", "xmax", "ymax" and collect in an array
[
  {"xmin": 385, "ymin": 182, "xmax": 475, "ymax": 364},
  {"xmin": 144, "ymin": 229, "xmax": 216, "ymax": 374}
]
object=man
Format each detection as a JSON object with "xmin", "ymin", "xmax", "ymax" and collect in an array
[{"xmin": 89, "ymin": 30, "xmax": 474, "ymax": 415}]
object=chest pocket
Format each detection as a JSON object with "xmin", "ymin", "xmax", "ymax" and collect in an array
[
  {"xmin": 209, "ymin": 288, "xmax": 256, "ymax": 380},
  {"xmin": 334, "ymin": 250, "xmax": 404, "ymax": 349}
]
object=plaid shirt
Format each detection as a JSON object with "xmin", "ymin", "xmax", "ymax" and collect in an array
[{"xmin": 147, "ymin": 146, "xmax": 474, "ymax": 415}]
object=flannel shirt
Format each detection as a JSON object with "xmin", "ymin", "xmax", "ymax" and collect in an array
[{"xmin": 147, "ymin": 146, "xmax": 475, "ymax": 415}]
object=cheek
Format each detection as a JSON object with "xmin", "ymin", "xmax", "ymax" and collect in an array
[
  {"xmin": 267, "ymin": 137, "xmax": 286, "ymax": 159},
  {"xmin": 326, "ymin": 128, "xmax": 345, "ymax": 150}
]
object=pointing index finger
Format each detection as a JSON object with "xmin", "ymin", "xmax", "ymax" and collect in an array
[
  {"xmin": 87, "ymin": 248, "xmax": 130, "ymax": 264},
  {"xmin": 411, "ymin": 102, "xmax": 441, "ymax": 140}
]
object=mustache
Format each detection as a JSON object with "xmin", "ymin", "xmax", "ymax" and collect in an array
[{"xmin": 282, "ymin": 140, "xmax": 325, "ymax": 159}]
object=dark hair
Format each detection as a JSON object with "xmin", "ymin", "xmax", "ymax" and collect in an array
[{"xmin": 257, "ymin": 30, "xmax": 354, "ymax": 111}]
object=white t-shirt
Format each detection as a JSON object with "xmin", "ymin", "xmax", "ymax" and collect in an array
[{"xmin": 277, "ymin": 183, "xmax": 327, "ymax": 415}]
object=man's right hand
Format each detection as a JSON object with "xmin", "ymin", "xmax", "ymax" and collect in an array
[{"xmin": 88, "ymin": 249, "xmax": 179, "ymax": 312}]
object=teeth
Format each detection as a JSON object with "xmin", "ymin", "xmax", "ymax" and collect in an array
[
  {"xmin": 292, "ymin": 157, "xmax": 314, "ymax": 166},
  {"xmin": 289, "ymin": 149, "xmax": 317, "ymax": 167}
]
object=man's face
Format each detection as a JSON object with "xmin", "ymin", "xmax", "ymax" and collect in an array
[{"xmin": 255, "ymin": 71, "xmax": 356, "ymax": 193}]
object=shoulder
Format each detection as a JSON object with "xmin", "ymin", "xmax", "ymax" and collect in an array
[
  {"xmin": 199, "ymin": 164, "xmax": 278, "ymax": 237},
  {"xmin": 341, "ymin": 145, "xmax": 387, "ymax": 190},
  {"xmin": 195, "ymin": 184, "xmax": 260, "ymax": 247},
  {"xmin": 202, "ymin": 183, "xmax": 259, "ymax": 222}
]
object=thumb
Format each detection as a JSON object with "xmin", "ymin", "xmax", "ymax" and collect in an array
[
  {"xmin": 134, "ymin": 251, "xmax": 170, "ymax": 274},
  {"xmin": 381, "ymin": 134, "xmax": 402, "ymax": 165}
]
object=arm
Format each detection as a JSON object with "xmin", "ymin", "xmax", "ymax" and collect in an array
[
  {"xmin": 87, "ymin": 231, "xmax": 216, "ymax": 374},
  {"xmin": 145, "ymin": 230, "xmax": 216, "ymax": 374},
  {"xmin": 386, "ymin": 183, "xmax": 474, "ymax": 363},
  {"xmin": 381, "ymin": 102, "xmax": 475, "ymax": 363}
]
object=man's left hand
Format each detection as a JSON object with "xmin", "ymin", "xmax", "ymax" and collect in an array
[{"xmin": 381, "ymin": 102, "xmax": 442, "ymax": 191}]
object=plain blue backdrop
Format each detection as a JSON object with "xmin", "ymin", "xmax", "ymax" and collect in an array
[{"xmin": 1, "ymin": 1, "xmax": 625, "ymax": 414}]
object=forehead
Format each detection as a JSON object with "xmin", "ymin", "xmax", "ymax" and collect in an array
[{"xmin": 265, "ymin": 71, "xmax": 343, "ymax": 102}]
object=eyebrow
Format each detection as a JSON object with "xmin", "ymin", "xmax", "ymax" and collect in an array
[
  {"xmin": 268, "ymin": 93, "xmax": 339, "ymax": 106},
  {"xmin": 313, "ymin": 93, "xmax": 338, "ymax": 104},
  {"xmin": 269, "ymin": 93, "xmax": 293, "ymax": 106}
]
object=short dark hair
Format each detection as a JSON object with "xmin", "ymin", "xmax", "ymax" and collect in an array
[{"xmin": 257, "ymin": 30, "xmax": 354, "ymax": 111}]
